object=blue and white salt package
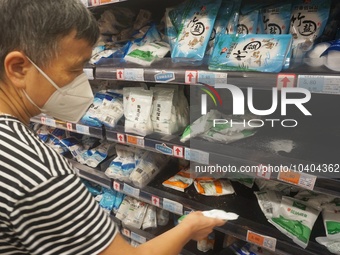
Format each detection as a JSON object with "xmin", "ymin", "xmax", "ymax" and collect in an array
[
  {"xmin": 206, "ymin": 0, "xmax": 241, "ymax": 55},
  {"xmin": 237, "ymin": 9, "xmax": 259, "ymax": 35},
  {"xmin": 290, "ymin": 0, "xmax": 331, "ymax": 62},
  {"xmin": 258, "ymin": 3, "xmax": 292, "ymax": 35},
  {"xmin": 171, "ymin": 0, "xmax": 222, "ymax": 64},
  {"xmin": 321, "ymin": 39, "xmax": 340, "ymax": 71},
  {"xmin": 209, "ymin": 34, "xmax": 293, "ymax": 73}
]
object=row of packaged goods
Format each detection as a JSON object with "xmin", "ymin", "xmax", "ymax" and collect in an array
[
  {"xmin": 32, "ymin": 123, "xmax": 340, "ymax": 254},
  {"xmin": 90, "ymin": 0, "xmax": 340, "ymax": 72},
  {"xmin": 77, "ymin": 84, "xmax": 260, "ymax": 144}
]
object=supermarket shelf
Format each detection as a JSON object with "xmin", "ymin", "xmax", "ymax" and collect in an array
[
  {"xmin": 30, "ymin": 115, "xmax": 104, "ymax": 140},
  {"xmin": 31, "ymin": 114, "xmax": 340, "ymax": 196},
  {"xmin": 94, "ymin": 58, "xmax": 340, "ymax": 95},
  {"xmin": 75, "ymin": 160, "xmax": 333, "ymax": 255},
  {"xmin": 109, "ymin": 215, "xmax": 215, "ymax": 255}
]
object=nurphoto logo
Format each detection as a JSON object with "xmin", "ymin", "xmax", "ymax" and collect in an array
[{"xmin": 200, "ymin": 83, "xmax": 312, "ymax": 128}]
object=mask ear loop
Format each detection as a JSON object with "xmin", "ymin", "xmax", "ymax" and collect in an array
[{"xmin": 26, "ymin": 57, "xmax": 66, "ymax": 96}]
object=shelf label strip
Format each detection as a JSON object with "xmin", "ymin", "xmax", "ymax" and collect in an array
[
  {"xmin": 298, "ymin": 75, "xmax": 340, "ymax": 94},
  {"xmin": 163, "ymin": 198, "xmax": 183, "ymax": 215},
  {"xmin": 123, "ymin": 183, "xmax": 140, "ymax": 198},
  {"xmin": 126, "ymin": 135, "xmax": 145, "ymax": 147},
  {"xmin": 247, "ymin": 230, "xmax": 276, "ymax": 251},
  {"xmin": 131, "ymin": 232, "xmax": 147, "ymax": 244},
  {"xmin": 277, "ymin": 170, "xmax": 316, "ymax": 190}
]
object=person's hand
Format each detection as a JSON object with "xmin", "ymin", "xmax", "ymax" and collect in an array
[{"xmin": 179, "ymin": 211, "xmax": 226, "ymax": 241}]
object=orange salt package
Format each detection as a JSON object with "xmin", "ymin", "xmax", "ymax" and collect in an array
[
  {"xmin": 194, "ymin": 178, "xmax": 235, "ymax": 196},
  {"xmin": 162, "ymin": 167, "xmax": 194, "ymax": 192}
]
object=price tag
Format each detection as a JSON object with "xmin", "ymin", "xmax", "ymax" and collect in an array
[
  {"xmin": 75, "ymin": 124, "xmax": 90, "ymax": 135},
  {"xmin": 298, "ymin": 75, "xmax": 324, "ymax": 93},
  {"xmin": 324, "ymin": 76, "xmax": 340, "ymax": 94},
  {"xmin": 247, "ymin": 231, "xmax": 276, "ymax": 251},
  {"xmin": 163, "ymin": 198, "xmax": 183, "ymax": 215},
  {"xmin": 185, "ymin": 148, "xmax": 209, "ymax": 165},
  {"xmin": 123, "ymin": 184, "xmax": 140, "ymax": 198},
  {"xmin": 83, "ymin": 68, "xmax": 94, "ymax": 80},
  {"xmin": 277, "ymin": 170, "xmax": 316, "ymax": 190},
  {"xmin": 113, "ymin": 181, "xmax": 121, "ymax": 192},
  {"xmin": 45, "ymin": 118, "xmax": 56, "ymax": 127},
  {"xmin": 124, "ymin": 68, "xmax": 144, "ymax": 81},
  {"xmin": 198, "ymin": 71, "xmax": 228, "ymax": 86},
  {"xmin": 126, "ymin": 135, "xmax": 145, "ymax": 147},
  {"xmin": 131, "ymin": 232, "xmax": 147, "ymax": 244}
]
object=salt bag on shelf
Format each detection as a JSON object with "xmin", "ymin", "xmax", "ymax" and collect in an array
[
  {"xmin": 208, "ymin": 34, "xmax": 293, "ymax": 73},
  {"xmin": 171, "ymin": 0, "xmax": 222, "ymax": 64}
]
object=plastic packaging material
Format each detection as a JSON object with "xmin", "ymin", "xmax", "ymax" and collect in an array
[
  {"xmin": 237, "ymin": 10, "xmax": 259, "ymax": 35},
  {"xmin": 156, "ymin": 208, "xmax": 170, "ymax": 226},
  {"xmin": 254, "ymin": 190, "xmax": 282, "ymax": 220},
  {"xmin": 115, "ymin": 196, "xmax": 134, "ymax": 221},
  {"xmin": 171, "ymin": 0, "xmax": 222, "ymax": 64},
  {"xmin": 206, "ymin": 0, "xmax": 241, "ymax": 55},
  {"xmin": 180, "ymin": 109, "xmax": 222, "ymax": 143},
  {"xmin": 270, "ymin": 196, "xmax": 321, "ymax": 248},
  {"xmin": 209, "ymin": 34, "xmax": 293, "ymax": 73},
  {"xmin": 290, "ymin": 0, "xmax": 331, "ymax": 63},
  {"xmin": 123, "ymin": 199, "xmax": 148, "ymax": 229},
  {"xmin": 255, "ymin": 179, "xmax": 292, "ymax": 195},
  {"xmin": 133, "ymin": 9, "xmax": 152, "ymax": 31},
  {"xmin": 36, "ymin": 124, "xmax": 51, "ymax": 142},
  {"xmin": 319, "ymin": 39, "xmax": 340, "ymax": 71},
  {"xmin": 316, "ymin": 237, "xmax": 340, "ymax": 255},
  {"xmin": 113, "ymin": 192, "xmax": 125, "ymax": 214},
  {"xmin": 194, "ymin": 178, "xmax": 235, "ymax": 196},
  {"xmin": 229, "ymin": 172, "xmax": 255, "ymax": 188},
  {"xmin": 105, "ymin": 145, "xmax": 142, "ymax": 182},
  {"xmin": 97, "ymin": 7, "xmax": 135, "ymax": 35},
  {"xmin": 99, "ymin": 188, "xmax": 117, "ymax": 211},
  {"xmin": 162, "ymin": 166, "xmax": 193, "ymax": 192},
  {"xmin": 82, "ymin": 179, "xmax": 102, "ymax": 197},
  {"xmin": 79, "ymin": 140, "xmax": 116, "ymax": 168},
  {"xmin": 89, "ymin": 49, "xmax": 117, "ymax": 65},
  {"xmin": 202, "ymin": 209, "xmax": 239, "ymax": 221},
  {"xmin": 124, "ymin": 41, "xmax": 170, "ymax": 66},
  {"xmin": 132, "ymin": 23, "xmax": 162, "ymax": 47},
  {"xmin": 124, "ymin": 88, "xmax": 154, "ymax": 136},
  {"xmin": 80, "ymin": 91, "xmax": 124, "ymax": 128},
  {"xmin": 294, "ymin": 190, "xmax": 335, "ymax": 209},
  {"xmin": 142, "ymin": 205, "xmax": 157, "ymax": 230},
  {"xmin": 197, "ymin": 232, "xmax": 215, "ymax": 252},
  {"xmin": 303, "ymin": 41, "xmax": 330, "ymax": 67},
  {"xmin": 164, "ymin": 7, "xmax": 178, "ymax": 51},
  {"xmin": 150, "ymin": 87, "xmax": 177, "ymax": 134},
  {"xmin": 129, "ymin": 151, "xmax": 169, "ymax": 188},
  {"xmin": 322, "ymin": 202, "xmax": 340, "ymax": 240},
  {"xmin": 258, "ymin": 3, "xmax": 292, "ymax": 35}
]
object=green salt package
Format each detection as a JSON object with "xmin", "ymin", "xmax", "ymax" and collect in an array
[
  {"xmin": 322, "ymin": 201, "xmax": 340, "ymax": 240},
  {"xmin": 254, "ymin": 190, "xmax": 282, "ymax": 220},
  {"xmin": 171, "ymin": 0, "xmax": 222, "ymax": 64},
  {"xmin": 316, "ymin": 237, "xmax": 340, "ymax": 255},
  {"xmin": 290, "ymin": 0, "xmax": 331, "ymax": 63},
  {"xmin": 270, "ymin": 196, "xmax": 321, "ymax": 248},
  {"xmin": 258, "ymin": 3, "xmax": 292, "ymax": 35},
  {"xmin": 209, "ymin": 34, "xmax": 293, "ymax": 72}
]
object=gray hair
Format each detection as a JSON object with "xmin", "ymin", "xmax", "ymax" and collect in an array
[{"xmin": 0, "ymin": 0, "xmax": 99, "ymax": 76}]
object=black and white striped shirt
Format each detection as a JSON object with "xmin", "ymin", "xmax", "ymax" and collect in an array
[{"xmin": 0, "ymin": 115, "xmax": 118, "ymax": 255}]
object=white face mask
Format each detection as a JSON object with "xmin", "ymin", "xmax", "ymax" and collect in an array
[{"xmin": 25, "ymin": 58, "xmax": 94, "ymax": 123}]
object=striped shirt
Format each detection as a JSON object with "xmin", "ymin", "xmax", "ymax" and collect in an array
[{"xmin": 0, "ymin": 115, "xmax": 118, "ymax": 255}]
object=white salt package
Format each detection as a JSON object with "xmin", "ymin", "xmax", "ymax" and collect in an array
[
  {"xmin": 322, "ymin": 202, "xmax": 340, "ymax": 240},
  {"xmin": 124, "ymin": 88, "xmax": 154, "ymax": 136}
]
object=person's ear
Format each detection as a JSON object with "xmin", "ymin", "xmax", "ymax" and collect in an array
[{"xmin": 4, "ymin": 51, "xmax": 32, "ymax": 89}]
